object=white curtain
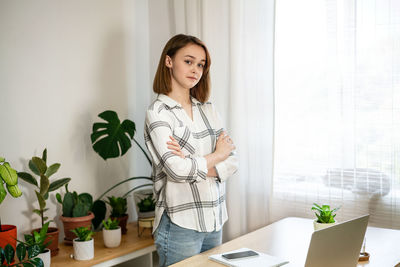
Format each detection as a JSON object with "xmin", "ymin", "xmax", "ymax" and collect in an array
[
  {"xmin": 271, "ymin": 0, "xmax": 400, "ymax": 229},
  {"xmin": 148, "ymin": 0, "xmax": 276, "ymax": 241}
]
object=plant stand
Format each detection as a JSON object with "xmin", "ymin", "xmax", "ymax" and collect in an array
[{"xmin": 137, "ymin": 217, "xmax": 154, "ymax": 237}]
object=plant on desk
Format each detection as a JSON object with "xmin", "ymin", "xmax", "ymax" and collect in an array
[
  {"xmin": 71, "ymin": 226, "xmax": 94, "ymax": 261},
  {"xmin": 0, "ymin": 157, "xmax": 22, "ymax": 258},
  {"xmin": 102, "ymin": 218, "xmax": 121, "ymax": 248},
  {"xmin": 18, "ymin": 148, "xmax": 71, "ymax": 256},
  {"xmin": 56, "ymin": 185, "xmax": 94, "ymax": 245},
  {"xmin": 90, "ymin": 110, "xmax": 153, "ymax": 230},
  {"xmin": 19, "ymin": 222, "xmax": 51, "ymax": 267},
  {"xmin": 311, "ymin": 203, "xmax": 340, "ymax": 231},
  {"xmin": 106, "ymin": 196, "xmax": 128, "ymax": 234},
  {"xmin": 135, "ymin": 191, "xmax": 156, "ymax": 233}
]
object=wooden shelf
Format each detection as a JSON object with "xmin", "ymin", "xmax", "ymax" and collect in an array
[{"xmin": 52, "ymin": 222, "xmax": 155, "ymax": 267}]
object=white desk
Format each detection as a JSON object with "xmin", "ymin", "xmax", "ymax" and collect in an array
[{"xmin": 172, "ymin": 217, "xmax": 400, "ymax": 266}]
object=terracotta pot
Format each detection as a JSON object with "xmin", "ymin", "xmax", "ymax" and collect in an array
[
  {"xmin": 32, "ymin": 227, "xmax": 59, "ymax": 256},
  {"xmin": 0, "ymin": 225, "xmax": 17, "ymax": 265},
  {"xmin": 60, "ymin": 212, "xmax": 94, "ymax": 245},
  {"xmin": 111, "ymin": 214, "xmax": 128, "ymax": 235}
]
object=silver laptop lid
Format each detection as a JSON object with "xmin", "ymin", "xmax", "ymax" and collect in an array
[{"xmin": 305, "ymin": 214, "xmax": 369, "ymax": 267}]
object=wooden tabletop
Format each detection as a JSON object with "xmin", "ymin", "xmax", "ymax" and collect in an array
[
  {"xmin": 52, "ymin": 222, "xmax": 155, "ymax": 267},
  {"xmin": 171, "ymin": 217, "xmax": 400, "ymax": 267}
]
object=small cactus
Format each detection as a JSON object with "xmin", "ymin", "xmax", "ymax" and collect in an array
[{"xmin": 56, "ymin": 185, "xmax": 93, "ymax": 218}]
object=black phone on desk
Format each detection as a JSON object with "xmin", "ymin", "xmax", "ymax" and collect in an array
[{"xmin": 222, "ymin": 250, "xmax": 259, "ymax": 260}]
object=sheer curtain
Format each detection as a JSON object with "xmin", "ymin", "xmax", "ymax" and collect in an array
[
  {"xmin": 271, "ymin": 0, "xmax": 400, "ymax": 229},
  {"xmin": 148, "ymin": 0, "xmax": 276, "ymax": 240}
]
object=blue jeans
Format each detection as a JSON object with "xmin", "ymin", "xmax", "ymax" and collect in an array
[{"xmin": 154, "ymin": 212, "xmax": 222, "ymax": 266}]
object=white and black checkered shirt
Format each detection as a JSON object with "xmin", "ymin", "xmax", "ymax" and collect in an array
[{"xmin": 144, "ymin": 94, "xmax": 238, "ymax": 233}]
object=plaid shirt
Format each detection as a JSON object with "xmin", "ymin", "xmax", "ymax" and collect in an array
[{"xmin": 144, "ymin": 94, "xmax": 238, "ymax": 232}]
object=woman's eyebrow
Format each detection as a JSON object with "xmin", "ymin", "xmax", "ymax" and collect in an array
[{"xmin": 184, "ymin": 55, "xmax": 206, "ymax": 62}]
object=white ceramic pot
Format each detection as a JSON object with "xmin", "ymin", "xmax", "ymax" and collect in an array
[
  {"xmin": 313, "ymin": 220, "xmax": 336, "ymax": 231},
  {"xmin": 103, "ymin": 227, "xmax": 121, "ymax": 248},
  {"xmin": 35, "ymin": 249, "xmax": 51, "ymax": 267},
  {"xmin": 73, "ymin": 238, "xmax": 94, "ymax": 260}
]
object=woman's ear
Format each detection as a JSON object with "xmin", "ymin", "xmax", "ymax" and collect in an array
[{"xmin": 165, "ymin": 55, "xmax": 172, "ymax": 68}]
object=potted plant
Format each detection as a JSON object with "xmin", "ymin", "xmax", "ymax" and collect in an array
[
  {"xmin": 134, "ymin": 190, "xmax": 156, "ymax": 231},
  {"xmin": 90, "ymin": 110, "xmax": 153, "ymax": 229},
  {"xmin": 19, "ymin": 222, "xmax": 51, "ymax": 267},
  {"xmin": 102, "ymin": 218, "xmax": 121, "ymax": 248},
  {"xmin": 311, "ymin": 203, "xmax": 341, "ymax": 231},
  {"xmin": 0, "ymin": 157, "xmax": 22, "ymax": 258},
  {"xmin": 56, "ymin": 185, "xmax": 94, "ymax": 245},
  {"xmin": 71, "ymin": 226, "xmax": 94, "ymax": 261},
  {"xmin": 18, "ymin": 148, "xmax": 71, "ymax": 256},
  {"xmin": 106, "ymin": 196, "xmax": 128, "ymax": 234},
  {"xmin": 0, "ymin": 243, "xmax": 43, "ymax": 267}
]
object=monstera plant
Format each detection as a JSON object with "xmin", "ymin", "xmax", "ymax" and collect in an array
[{"xmin": 90, "ymin": 110, "xmax": 152, "ymax": 229}]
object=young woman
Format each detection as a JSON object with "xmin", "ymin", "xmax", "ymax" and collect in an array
[{"xmin": 144, "ymin": 34, "xmax": 238, "ymax": 266}]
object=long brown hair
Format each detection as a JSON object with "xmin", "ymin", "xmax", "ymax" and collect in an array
[{"xmin": 153, "ymin": 34, "xmax": 211, "ymax": 103}]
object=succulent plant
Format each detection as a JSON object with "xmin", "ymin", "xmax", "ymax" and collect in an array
[
  {"xmin": 18, "ymin": 149, "xmax": 71, "ymax": 227},
  {"xmin": 71, "ymin": 226, "xmax": 94, "ymax": 242},
  {"xmin": 137, "ymin": 194, "xmax": 156, "ymax": 213},
  {"xmin": 56, "ymin": 185, "xmax": 93, "ymax": 217},
  {"xmin": 311, "ymin": 203, "xmax": 340, "ymax": 223},
  {"xmin": 106, "ymin": 196, "xmax": 127, "ymax": 218},
  {"xmin": 102, "ymin": 218, "xmax": 120, "ymax": 230}
]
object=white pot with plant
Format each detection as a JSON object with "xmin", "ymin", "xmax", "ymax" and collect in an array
[
  {"xmin": 72, "ymin": 226, "xmax": 94, "ymax": 261},
  {"xmin": 311, "ymin": 203, "xmax": 340, "ymax": 231},
  {"xmin": 19, "ymin": 222, "xmax": 51, "ymax": 267},
  {"xmin": 102, "ymin": 218, "xmax": 121, "ymax": 248}
]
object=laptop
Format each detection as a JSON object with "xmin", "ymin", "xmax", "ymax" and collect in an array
[{"xmin": 305, "ymin": 214, "xmax": 369, "ymax": 267}]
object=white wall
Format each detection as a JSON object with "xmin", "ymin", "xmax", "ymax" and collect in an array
[{"xmin": 0, "ymin": 0, "xmax": 152, "ymax": 240}]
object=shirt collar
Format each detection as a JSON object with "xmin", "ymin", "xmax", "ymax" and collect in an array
[{"xmin": 157, "ymin": 94, "xmax": 202, "ymax": 108}]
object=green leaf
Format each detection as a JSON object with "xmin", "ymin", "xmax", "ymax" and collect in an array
[
  {"xmin": 32, "ymin": 157, "xmax": 47, "ymax": 175},
  {"xmin": 4, "ymin": 244, "xmax": 14, "ymax": 264},
  {"xmin": 39, "ymin": 175, "xmax": 49, "ymax": 195},
  {"xmin": 0, "ymin": 164, "xmax": 17, "ymax": 186},
  {"xmin": 35, "ymin": 191, "xmax": 46, "ymax": 210},
  {"xmin": 56, "ymin": 193, "xmax": 62, "ymax": 204},
  {"xmin": 0, "ymin": 246, "xmax": 5, "ymax": 265},
  {"xmin": 0, "ymin": 157, "xmax": 4, "ymax": 163},
  {"xmin": 0, "ymin": 181, "xmax": 6, "ymax": 204},
  {"xmin": 32, "ymin": 257, "xmax": 44, "ymax": 267},
  {"xmin": 33, "ymin": 209, "xmax": 42, "ymax": 216},
  {"xmin": 44, "ymin": 163, "xmax": 60, "ymax": 178},
  {"xmin": 23, "ymin": 262, "xmax": 35, "ymax": 267},
  {"xmin": 27, "ymin": 244, "xmax": 40, "ymax": 258},
  {"xmin": 16, "ymin": 243, "xmax": 26, "ymax": 261},
  {"xmin": 18, "ymin": 172, "xmax": 38, "ymax": 187},
  {"xmin": 29, "ymin": 160, "xmax": 40, "ymax": 176},
  {"xmin": 48, "ymin": 178, "xmax": 71, "ymax": 192},
  {"xmin": 92, "ymin": 200, "xmax": 107, "ymax": 229},
  {"xmin": 91, "ymin": 110, "xmax": 136, "ymax": 160},
  {"xmin": 41, "ymin": 149, "xmax": 47, "ymax": 164}
]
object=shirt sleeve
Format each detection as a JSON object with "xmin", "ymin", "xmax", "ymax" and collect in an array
[
  {"xmin": 145, "ymin": 109, "xmax": 208, "ymax": 183},
  {"xmin": 211, "ymin": 104, "xmax": 239, "ymax": 183}
]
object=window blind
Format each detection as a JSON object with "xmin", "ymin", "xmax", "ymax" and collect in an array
[{"xmin": 271, "ymin": 0, "xmax": 400, "ymax": 229}]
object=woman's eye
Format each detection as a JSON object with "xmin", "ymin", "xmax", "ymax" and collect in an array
[
  {"xmin": 184, "ymin": 60, "xmax": 192, "ymax": 65},
  {"xmin": 198, "ymin": 64, "xmax": 204, "ymax": 68}
]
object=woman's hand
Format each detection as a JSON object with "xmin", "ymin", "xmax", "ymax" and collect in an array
[
  {"xmin": 215, "ymin": 131, "xmax": 235, "ymax": 161},
  {"xmin": 167, "ymin": 136, "xmax": 185, "ymax": 158}
]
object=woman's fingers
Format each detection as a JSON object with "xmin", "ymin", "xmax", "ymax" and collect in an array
[{"xmin": 172, "ymin": 150, "xmax": 184, "ymax": 158}]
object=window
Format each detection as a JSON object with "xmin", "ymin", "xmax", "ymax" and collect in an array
[{"xmin": 272, "ymin": 0, "xmax": 400, "ymax": 229}]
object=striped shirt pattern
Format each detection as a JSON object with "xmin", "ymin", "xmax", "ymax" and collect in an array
[{"xmin": 144, "ymin": 94, "xmax": 238, "ymax": 232}]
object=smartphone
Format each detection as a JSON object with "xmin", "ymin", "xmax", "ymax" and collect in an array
[{"xmin": 221, "ymin": 250, "xmax": 259, "ymax": 260}]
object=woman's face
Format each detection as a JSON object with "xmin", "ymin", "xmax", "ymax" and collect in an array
[{"xmin": 165, "ymin": 44, "xmax": 206, "ymax": 91}]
